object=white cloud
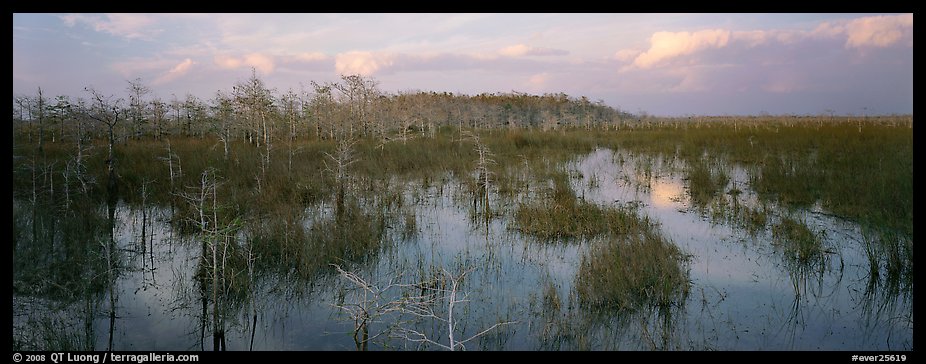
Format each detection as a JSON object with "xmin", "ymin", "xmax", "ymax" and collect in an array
[
  {"xmin": 499, "ymin": 44, "xmax": 569, "ymax": 57},
  {"xmin": 292, "ymin": 52, "xmax": 328, "ymax": 62},
  {"xmin": 214, "ymin": 55, "xmax": 243, "ymax": 69},
  {"xmin": 335, "ymin": 51, "xmax": 394, "ymax": 76},
  {"xmin": 213, "ymin": 53, "xmax": 275, "ymax": 74},
  {"xmin": 244, "ymin": 53, "xmax": 275, "ymax": 74},
  {"xmin": 528, "ymin": 72, "xmax": 549, "ymax": 90},
  {"xmin": 814, "ymin": 14, "xmax": 913, "ymax": 48},
  {"xmin": 154, "ymin": 58, "xmax": 195, "ymax": 85},
  {"xmin": 732, "ymin": 30, "xmax": 769, "ymax": 48},
  {"xmin": 59, "ymin": 13, "xmax": 161, "ymax": 40},
  {"xmin": 632, "ymin": 29, "xmax": 731, "ymax": 69},
  {"xmin": 845, "ymin": 14, "xmax": 913, "ymax": 48},
  {"xmin": 614, "ymin": 49, "xmax": 641, "ymax": 62}
]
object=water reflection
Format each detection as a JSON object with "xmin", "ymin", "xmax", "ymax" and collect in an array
[
  {"xmin": 650, "ymin": 180, "xmax": 685, "ymax": 208},
  {"xmin": 12, "ymin": 148, "xmax": 913, "ymax": 350}
]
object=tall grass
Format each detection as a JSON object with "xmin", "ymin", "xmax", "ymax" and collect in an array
[
  {"xmin": 514, "ymin": 173, "xmax": 653, "ymax": 240},
  {"xmin": 13, "ymin": 119, "xmax": 912, "ymax": 306},
  {"xmin": 576, "ymin": 229, "xmax": 690, "ymax": 312},
  {"xmin": 771, "ymin": 215, "xmax": 826, "ymax": 264}
]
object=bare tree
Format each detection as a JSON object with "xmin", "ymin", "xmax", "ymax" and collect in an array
[
  {"xmin": 309, "ymin": 81, "xmax": 336, "ymax": 140},
  {"xmin": 464, "ymin": 131, "xmax": 496, "ymax": 218},
  {"xmin": 169, "ymin": 94, "xmax": 183, "ymax": 136},
  {"xmin": 150, "ymin": 98, "xmax": 168, "ymax": 140},
  {"xmin": 234, "ymin": 69, "xmax": 275, "ymax": 168},
  {"xmin": 281, "ymin": 89, "xmax": 301, "ymax": 171},
  {"xmin": 84, "ymin": 87, "xmax": 123, "ymax": 176},
  {"xmin": 34, "ymin": 87, "xmax": 47, "ymax": 154},
  {"xmin": 175, "ymin": 168, "xmax": 237, "ymax": 351},
  {"xmin": 158, "ymin": 139, "xmax": 182, "ymax": 191},
  {"xmin": 323, "ymin": 137, "xmax": 358, "ymax": 219},
  {"xmin": 332, "ymin": 264, "xmax": 517, "ymax": 351},
  {"xmin": 127, "ymin": 78, "xmax": 151, "ymax": 139},
  {"xmin": 211, "ymin": 92, "xmax": 235, "ymax": 161},
  {"xmin": 391, "ymin": 267, "xmax": 516, "ymax": 351},
  {"xmin": 330, "ymin": 264, "xmax": 405, "ymax": 350}
]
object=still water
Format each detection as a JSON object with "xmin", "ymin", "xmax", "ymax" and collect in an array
[{"xmin": 12, "ymin": 149, "xmax": 912, "ymax": 350}]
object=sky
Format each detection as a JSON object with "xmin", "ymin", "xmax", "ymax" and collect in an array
[{"xmin": 12, "ymin": 13, "xmax": 913, "ymax": 116}]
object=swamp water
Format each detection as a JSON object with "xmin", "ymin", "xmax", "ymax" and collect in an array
[{"xmin": 12, "ymin": 148, "xmax": 912, "ymax": 350}]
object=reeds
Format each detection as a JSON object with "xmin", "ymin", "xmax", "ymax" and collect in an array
[{"xmin": 575, "ymin": 230, "xmax": 690, "ymax": 312}]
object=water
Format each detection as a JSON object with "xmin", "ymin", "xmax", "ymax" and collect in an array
[{"xmin": 12, "ymin": 149, "xmax": 913, "ymax": 351}]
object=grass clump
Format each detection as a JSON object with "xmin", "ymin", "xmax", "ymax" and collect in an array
[
  {"xmin": 515, "ymin": 173, "xmax": 651, "ymax": 240},
  {"xmin": 576, "ymin": 230, "xmax": 690, "ymax": 311},
  {"xmin": 771, "ymin": 215, "xmax": 825, "ymax": 264},
  {"xmin": 686, "ymin": 159, "xmax": 729, "ymax": 209}
]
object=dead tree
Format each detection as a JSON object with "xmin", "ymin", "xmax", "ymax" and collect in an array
[
  {"xmin": 323, "ymin": 137, "xmax": 358, "ymax": 220},
  {"xmin": 84, "ymin": 87, "xmax": 123, "ymax": 176},
  {"xmin": 126, "ymin": 78, "xmax": 150, "ymax": 139},
  {"xmin": 332, "ymin": 264, "xmax": 517, "ymax": 351},
  {"xmin": 464, "ymin": 131, "xmax": 496, "ymax": 218}
]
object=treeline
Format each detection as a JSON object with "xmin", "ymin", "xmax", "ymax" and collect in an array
[{"xmin": 12, "ymin": 71, "xmax": 634, "ymax": 148}]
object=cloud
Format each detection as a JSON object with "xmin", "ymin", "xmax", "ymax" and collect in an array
[
  {"xmin": 499, "ymin": 44, "xmax": 569, "ymax": 57},
  {"xmin": 154, "ymin": 58, "xmax": 195, "ymax": 85},
  {"xmin": 112, "ymin": 59, "xmax": 175, "ymax": 78},
  {"xmin": 732, "ymin": 30, "xmax": 769, "ymax": 48},
  {"xmin": 618, "ymin": 14, "xmax": 912, "ymax": 76},
  {"xmin": 244, "ymin": 53, "xmax": 275, "ymax": 74},
  {"xmin": 844, "ymin": 14, "xmax": 913, "ymax": 48},
  {"xmin": 214, "ymin": 55, "xmax": 243, "ymax": 69},
  {"xmin": 213, "ymin": 53, "xmax": 275, "ymax": 74},
  {"xmin": 814, "ymin": 14, "xmax": 913, "ymax": 48},
  {"xmin": 614, "ymin": 49, "xmax": 641, "ymax": 62},
  {"xmin": 59, "ymin": 13, "xmax": 161, "ymax": 40},
  {"xmin": 335, "ymin": 51, "xmax": 395, "ymax": 76},
  {"xmin": 632, "ymin": 29, "xmax": 731, "ymax": 69},
  {"xmin": 291, "ymin": 52, "xmax": 328, "ymax": 62},
  {"xmin": 528, "ymin": 72, "xmax": 549, "ymax": 90}
]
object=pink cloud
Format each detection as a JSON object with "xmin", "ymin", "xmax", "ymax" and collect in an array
[
  {"xmin": 59, "ymin": 13, "xmax": 160, "ymax": 40},
  {"xmin": 214, "ymin": 55, "xmax": 243, "ymax": 69},
  {"xmin": 613, "ymin": 49, "xmax": 641, "ymax": 62},
  {"xmin": 814, "ymin": 14, "xmax": 913, "ymax": 49},
  {"xmin": 244, "ymin": 53, "xmax": 275, "ymax": 74},
  {"xmin": 291, "ymin": 52, "xmax": 328, "ymax": 62},
  {"xmin": 527, "ymin": 72, "xmax": 549, "ymax": 91},
  {"xmin": 498, "ymin": 44, "xmax": 569, "ymax": 57},
  {"xmin": 845, "ymin": 14, "xmax": 913, "ymax": 48},
  {"xmin": 335, "ymin": 51, "xmax": 394, "ymax": 76},
  {"xmin": 154, "ymin": 58, "xmax": 195, "ymax": 85},
  {"xmin": 632, "ymin": 29, "xmax": 731, "ymax": 69},
  {"xmin": 213, "ymin": 53, "xmax": 276, "ymax": 74}
]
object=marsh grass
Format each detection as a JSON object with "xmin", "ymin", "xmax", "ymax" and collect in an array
[
  {"xmin": 576, "ymin": 231, "xmax": 690, "ymax": 312},
  {"xmin": 686, "ymin": 159, "xmax": 730, "ymax": 209},
  {"xmin": 13, "ymin": 314, "xmax": 91, "ymax": 351},
  {"xmin": 514, "ymin": 173, "xmax": 654, "ymax": 240},
  {"xmin": 771, "ymin": 215, "xmax": 827, "ymax": 264},
  {"xmin": 12, "ymin": 118, "xmax": 912, "ymax": 349},
  {"xmin": 862, "ymin": 230, "xmax": 913, "ymax": 296}
]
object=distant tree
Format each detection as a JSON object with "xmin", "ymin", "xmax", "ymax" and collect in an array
[
  {"xmin": 233, "ymin": 69, "xmax": 275, "ymax": 169},
  {"xmin": 127, "ymin": 78, "xmax": 151, "ymax": 140},
  {"xmin": 84, "ymin": 86, "xmax": 124, "ymax": 175},
  {"xmin": 150, "ymin": 97, "xmax": 168, "ymax": 140},
  {"xmin": 211, "ymin": 92, "xmax": 235, "ymax": 161},
  {"xmin": 34, "ymin": 87, "xmax": 47, "ymax": 154}
]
